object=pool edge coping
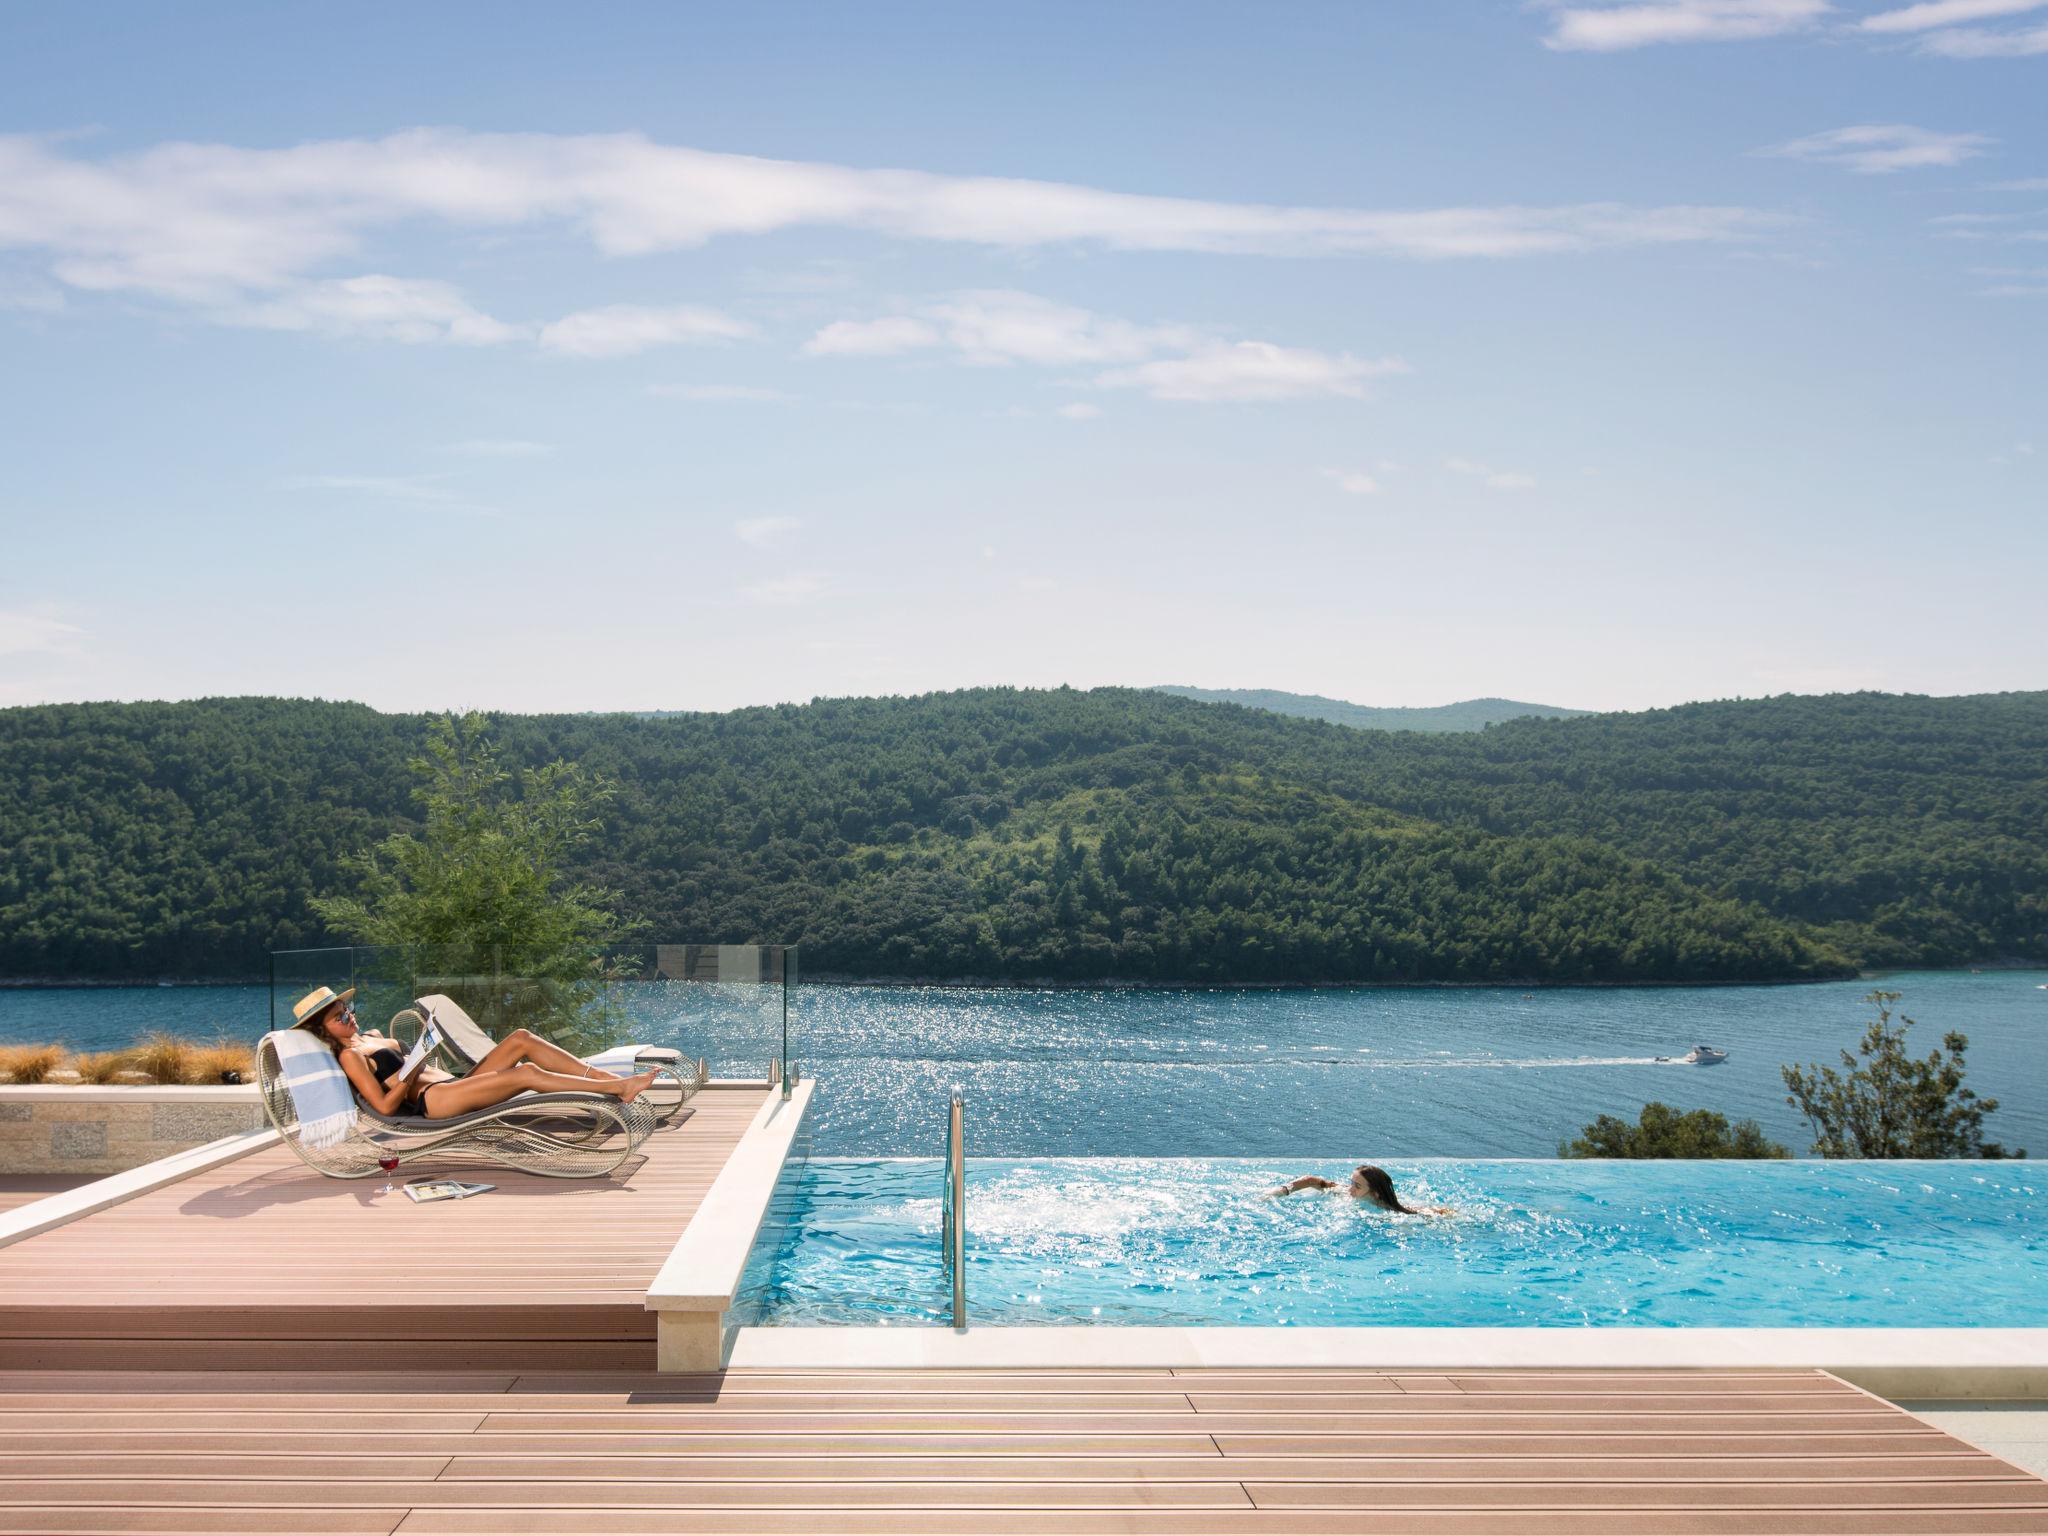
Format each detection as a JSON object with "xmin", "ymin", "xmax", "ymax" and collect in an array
[
  {"xmin": 646, "ymin": 1080, "xmax": 814, "ymax": 1370},
  {"xmin": 724, "ymin": 1324, "xmax": 2048, "ymax": 1397}
]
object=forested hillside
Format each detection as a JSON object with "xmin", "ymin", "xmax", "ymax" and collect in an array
[
  {"xmin": 4, "ymin": 689, "xmax": 2045, "ymax": 983},
  {"xmin": 1150, "ymin": 688, "xmax": 1585, "ymax": 732}
]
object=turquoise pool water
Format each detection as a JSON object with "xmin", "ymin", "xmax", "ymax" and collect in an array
[{"xmin": 732, "ymin": 1157, "xmax": 2047, "ymax": 1328}]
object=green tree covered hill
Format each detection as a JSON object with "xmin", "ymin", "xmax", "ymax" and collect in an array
[
  {"xmin": 3, "ymin": 688, "xmax": 2045, "ymax": 983},
  {"xmin": 1150, "ymin": 687, "xmax": 1586, "ymax": 732}
]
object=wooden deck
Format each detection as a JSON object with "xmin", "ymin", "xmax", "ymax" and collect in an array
[
  {"xmin": 0, "ymin": 1366, "xmax": 2043, "ymax": 1533},
  {"xmin": 0, "ymin": 1087, "xmax": 767, "ymax": 1372},
  {"xmin": 2, "ymin": 1092, "xmax": 2045, "ymax": 1531}
]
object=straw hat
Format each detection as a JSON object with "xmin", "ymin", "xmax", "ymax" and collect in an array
[{"xmin": 290, "ymin": 985, "xmax": 357, "ymax": 1027}]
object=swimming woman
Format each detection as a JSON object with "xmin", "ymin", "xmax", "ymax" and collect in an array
[
  {"xmin": 1269, "ymin": 1164, "xmax": 1452, "ymax": 1215},
  {"xmin": 290, "ymin": 985, "xmax": 657, "ymax": 1118}
]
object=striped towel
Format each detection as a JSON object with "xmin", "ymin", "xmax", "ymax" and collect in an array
[{"xmin": 266, "ymin": 1029, "xmax": 358, "ymax": 1149}]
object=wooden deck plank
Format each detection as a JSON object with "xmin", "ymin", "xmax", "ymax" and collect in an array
[
  {"xmin": 0, "ymin": 1479, "xmax": 1260, "ymax": 1510},
  {"xmin": 0, "ymin": 1369, "xmax": 2039, "ymax": 1536},
  {"xmin": 3, "ymin": 1452, "xmax": 2021, "ymax": 1484},
  {"xmin": 386, "ymin": 1514, "xmax": 2048, "ymax": 1535},
  {"xmin": 0, "ymin": 1429, "xmax": 1971, "ymax": 1457},
  {"xmin": 471, "ymin": 1409, "xmax": 1933, "ymax": 1433}
]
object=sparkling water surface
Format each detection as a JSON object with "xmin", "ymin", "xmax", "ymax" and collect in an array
[
  {"xmin": 2, "ymin": 969, "xmax": 2042, "ymax": 1156},
  {"xmin": 733, "ymin": 1156, "xmax": 2048, "ymax": 1328}
]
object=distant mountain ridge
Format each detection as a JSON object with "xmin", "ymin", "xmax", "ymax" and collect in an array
[{"xmin": 1150, "ymin": 687, "xmax": 1588, "ymax": 733}]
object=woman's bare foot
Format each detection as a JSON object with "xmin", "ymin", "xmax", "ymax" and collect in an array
[{"xmin": 615, "ymin": 1070, "xmax": 658, "ymax": 1105}]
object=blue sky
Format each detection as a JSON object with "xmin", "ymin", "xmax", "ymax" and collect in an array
[{"xmin": 1, "ymin": 1, "xmax": 2042, "ymax": 714}]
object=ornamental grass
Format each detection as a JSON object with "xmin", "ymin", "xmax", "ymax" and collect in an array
[
  {"xmin": 0, "ymin": 1042, "xmax": 64, "ymax": 1084},
  {"xmin": 70, "ymin": 1050, "xmax": 133, "ymax": 1084},
  {"xmin": 127, "ymin": 1032, "xmax": 200, "ymax": 1085}
]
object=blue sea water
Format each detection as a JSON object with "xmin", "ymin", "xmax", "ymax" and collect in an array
[
  {"xmin": 733, "ymin": 1156, "xmax": 2048, "ymax": 1328},
  {"xmin": 2, "ymin": 968, "xmax": 2042, "ymax": 1157}
]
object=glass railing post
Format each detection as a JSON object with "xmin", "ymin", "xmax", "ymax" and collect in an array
[{"xmin": 948, "ymin": 1091, "xmax": 966, "ymax": 1329}]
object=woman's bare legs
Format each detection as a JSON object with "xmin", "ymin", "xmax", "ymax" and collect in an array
[
  {"xmin": 469, "ymin": 1027, "xmax": 624, "ymax": 1081},
  {"xmin": 421, "ymin": 1062, "xmax": 658, "ymax": 1118}
]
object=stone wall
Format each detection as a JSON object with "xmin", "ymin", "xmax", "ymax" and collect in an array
[{"xmin": 0, "ymin": 1088, "xmax": 268, "ymax": 1176}]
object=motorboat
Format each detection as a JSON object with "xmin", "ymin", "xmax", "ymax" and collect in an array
[{"xmin": 1680, "ymin": 1044, "xmax": 1728, "ymax": 1065}]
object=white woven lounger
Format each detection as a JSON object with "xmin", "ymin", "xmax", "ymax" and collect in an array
[
  {"xmin": 255, "ymin": 1030, "xmax": 655, "ymax": 1180},
  {"xmin": 404, "ymin": 993, "xmax": 704, "ymax": 1125}
]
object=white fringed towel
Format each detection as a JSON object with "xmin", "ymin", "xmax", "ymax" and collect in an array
[{"xmin": 266, "ymin": 1028, "xmax": 357, "ymax": 1149}]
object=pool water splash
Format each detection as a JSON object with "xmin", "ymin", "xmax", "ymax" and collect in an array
[{"xmin": 732, "ymin": 1157, "xmax": 2048, "ymax": 1330}]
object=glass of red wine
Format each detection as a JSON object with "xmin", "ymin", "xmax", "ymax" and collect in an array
[{"xmin": 378, "ymin": 1155, "xmax": 400, "ymax": 1195}]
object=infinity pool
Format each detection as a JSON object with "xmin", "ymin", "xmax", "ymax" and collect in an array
[{"xmin": 732, "ymin": 1157, "xmax": 2047, "ymax": 1328}]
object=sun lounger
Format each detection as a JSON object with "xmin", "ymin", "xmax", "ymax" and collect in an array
[
  {"xmin": 256, "ymin": 1029, "xmax": 653, "ymax": 1181},
  {"xmin": 403, "ymin": 993, "xmax": 703, "ymax": 1124}
]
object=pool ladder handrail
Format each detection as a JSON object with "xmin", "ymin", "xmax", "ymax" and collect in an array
[{"xmin": 941, "ymin": 1091, "xmax": 966, "ymax": 1328}]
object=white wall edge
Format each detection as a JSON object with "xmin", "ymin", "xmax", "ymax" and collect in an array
[
  {"xmin": 0, "ymin": 1126, "xmax": 281, "ymax": 1250},
  {"xmin": 646, "ymin": 1080, "xmax": 813, "ymax": 1312},
  {"xmin": 726, "ymin": 1323, "xmax": 2048, "ymax": 1395}
]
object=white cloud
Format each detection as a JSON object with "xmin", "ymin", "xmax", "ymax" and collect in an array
[
  {"xmin": 1762, "ymin": 125, "xmax": 1994, "ymax": 174},
  {"xmin": 537, "ymin": 303, "xmax": 751, "ymax": 358},
  {"xmin": 1859, "ymin": 0, "xmax": 2046, "ymax": 30},
  {"xmin": 1095, "ymin": 342, "xmax": 1408, "ymax": 403},
  {"xmin": 0, "ymin": 611, "xmax": 83, "ymax": 656},
  {"xmin": 742, "ymin": 571, "xmax": 826, "ymax": 604},
  {"xmin": 811, "ymin": 290, "xmax": 1407, "ymax": 406},
  {"xmin": 1322, "ymin": 469, "xmax": 1382, "ymax": 496},
  {"xmin": 803, "ymin": 316, "xmax": 941, "ymax": 356},
  {"xmin": 924, "ymin": 290, "xmax": 1184, "ymax": 365},
  {"xmin": 0, "ymin": 128, "xmax": 1784, "ymax": 332},
  {"xmin": 734, "ymin": 516, "xmax": 801, "ymax": 548},
  {"xmin": 1916, "ymin": 20, "xmax": 2048, "ymax": 50},
  {"xmin": 233, "ymin": 274, "xmax": 520, "ymax": 345},
  {"xmin": 1541, "ymin": 0, "xmax": 1829, "ymax": 51},
  {"xmin": 444, "ymin": 438, "xmax": 552, "ymax": 456},
  {"xmin": 1055, "ymin": 402, "xmax": 1102, "ymax": 420},
  {"xmin": 653, "ymin": 383, "xmax": 796, "ymax": 402},
  {"xmin": 1446, "ymin": 457, "xmax": 1538, "ymax": 491}
]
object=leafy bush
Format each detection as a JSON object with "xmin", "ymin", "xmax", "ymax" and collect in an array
[
  {"xmin": 1561, "ymin": 1101, "xmax": 1788, "ymax": 1158},
  {"xmin": 1782, "ymin": 990, "xmax": 2025, "ymax": 1159}
]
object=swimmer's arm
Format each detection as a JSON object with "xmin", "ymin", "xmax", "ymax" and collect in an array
[{"xmin": 1268, "ymin": 1175, "xmax": 1336, "ymax": 1197}]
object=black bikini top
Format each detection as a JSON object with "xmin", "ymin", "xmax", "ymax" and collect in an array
[{"xmin": 366, "ymin": 1045, "xmax": 406, "ymax": 1085}]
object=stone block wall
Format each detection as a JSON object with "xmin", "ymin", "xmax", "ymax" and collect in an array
[{"xmin": 0, "ymin": 1089, "xmax": 268, "ymax": 1175}]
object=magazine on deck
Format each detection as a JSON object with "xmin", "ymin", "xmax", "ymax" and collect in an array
[{"xmin": 403, "ymin": 1177, "xmax": 494, "ymax": 1204}]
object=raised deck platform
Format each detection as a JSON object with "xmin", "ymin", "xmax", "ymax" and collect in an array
[{"xmin": 0, "ymin": 1086, "xmax": 769, "ymax": 1372}]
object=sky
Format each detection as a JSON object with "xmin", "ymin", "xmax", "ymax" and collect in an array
[{"xmin": 1, "ymin": 0, "xmax": 2043, "ymax": 716}]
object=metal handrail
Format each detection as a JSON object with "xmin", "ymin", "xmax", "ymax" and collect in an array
[{"xmin": 941, "ymin": 1092, "xmax": 966, "ymax": 1328}]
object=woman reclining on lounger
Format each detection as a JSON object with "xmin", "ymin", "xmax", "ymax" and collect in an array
[{"xmin": 290, "ymin": 986, "xmax": 658, "ymax": 1118}]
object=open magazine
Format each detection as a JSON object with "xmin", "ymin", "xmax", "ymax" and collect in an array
[
  {"xmin": 404, "ymin": 1177, "xmax": 494, "ymax": 1203},
  {"xmin": 396, "ymin": 1021, "xmax": 442, "ymax": 1081}
]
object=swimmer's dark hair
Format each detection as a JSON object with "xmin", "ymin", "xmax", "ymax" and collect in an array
[{"xmin": 1355, "ymin": 1164, "xmax": 1418, "ymax": 1214}]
